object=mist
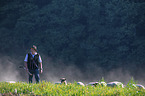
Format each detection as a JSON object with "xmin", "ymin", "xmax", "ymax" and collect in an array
[
  {"xmin": 0, "ymin": 56, "xmax": 20, "ymax": 82},
  {"xmin": 0, "ymin": 54, "xmax": 145, "ymax": 86},
  {"xmin": 0, "ymin": 0, "xmax": 145, "ymax": 88}
]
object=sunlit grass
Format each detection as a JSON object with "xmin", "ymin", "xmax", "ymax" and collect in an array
[{"xmin": 0, "ymin": 80, "xmax": 145, "ymax": 96}]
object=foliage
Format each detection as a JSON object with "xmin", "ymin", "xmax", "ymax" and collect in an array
[{"xmin": 0, "ymin": 80, "xmax": 145, "ymax": 96}]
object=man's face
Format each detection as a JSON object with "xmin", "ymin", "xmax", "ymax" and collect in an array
[{"xmin": 31, "ymin": 48, "xmax": 36, "ymax": 53}]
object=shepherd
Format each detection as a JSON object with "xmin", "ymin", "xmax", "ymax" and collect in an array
[{"xmin": 24, "ymin": 45, "xmax": 43, "ymax": 83}]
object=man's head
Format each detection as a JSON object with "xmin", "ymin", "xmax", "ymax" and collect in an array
[{"xmin": 31, "ymin": 45, "xmax": 37, "ymax": 53}]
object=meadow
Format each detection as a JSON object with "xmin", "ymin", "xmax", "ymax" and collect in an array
[{"xmin": 0, "ymin": 80, "xmax": 145, "ymax": 96}]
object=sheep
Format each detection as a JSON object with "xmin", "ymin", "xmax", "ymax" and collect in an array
[
  {"xmin": 128, "ymin": 83, "xmax": 137, "ymax": 88},
  {"xmin": 107, "ymin": 81, "xmax": 124, "ymax": 88},
  {"xmin": 129, "ymin": 84, "xmax": 145, "ymax": 89},
  {"xmin": 100, "ymin": 82, "xmax": 107, "ymax": 87},
  {"xmin": 60, "ymin": 78, "xmax": 67, "ymax": 85},
  {"xmin": 77, "ymin": 82, "xmax": 85, "ymax": 86},
  {"xmin": 136, "ymin": 84, "xmax": 145, "ymax": 89},
  {"xmin": 55, "ymin": 78, "xmax": 67, "ymax": 85},
  {"xmin": 55, "ymin": 82, "xmax": 62, "ymax": 85},
  {"xmin": 87, "ymin": 82, "xmax": 107, "ymax": 87},
  {"xmin": 6, "ymin": 81, "xmax": 16, "ymax": 83},
  {"xmin": 87, "ymin": 82, "xmax": 100, "ymax": 86}
]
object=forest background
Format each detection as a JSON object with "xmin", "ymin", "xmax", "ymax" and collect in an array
[{"xmin": 0, "ymin": 0, "xmax": 145, "ymax": 84}]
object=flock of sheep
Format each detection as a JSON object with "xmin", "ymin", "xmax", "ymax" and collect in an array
[
  {"xmin": 55, "ymin": 78, "xmax": 145, "ymax": 89},
  {"xmin": 5, "ymin": 78, "xmax": 145, "ymax": 89}
]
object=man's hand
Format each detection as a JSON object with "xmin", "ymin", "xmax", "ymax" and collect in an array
[
  {"xmin": 40, "ymin": 68, "xmax": 43, "ymax": 73},
  {"xmin": 24, "ymin": 62, "xmax": 30, "ymax": 74},
  {"xmin": 26, "ymin": 68, "xmax": 32, "ymax": 75}
]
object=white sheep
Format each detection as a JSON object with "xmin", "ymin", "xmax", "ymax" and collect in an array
[
  {"xmin": 6, "ymin": 81, "xmax": 16, "ymax": 83},
  {"xmin": 136, "ymin": 84, "xmax": 145, "ymax": 89},
  {"xmin": 55, "ymin": 82, "xmax": 62, "ymax": 85},
  {"xmin": 100, "ymin": 82, "xmax": 107, "ymax": 87},
  {"xmin": 107, "ymin": 81, "xmax": 124, "ymax": 88},
  {"xmin": 77, "ymin": 82, "xmax": 85, "ymax": 86}
]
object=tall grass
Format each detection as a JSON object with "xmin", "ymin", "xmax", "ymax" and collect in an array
[{"xmin": 0, "ymin": 80, "xmax": 145, "ymax": 96}]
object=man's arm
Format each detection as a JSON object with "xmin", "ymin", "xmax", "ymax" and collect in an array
[
  {"xmin": 40, "ymin": 62, "xmax": 43, "ymax": 73},
  {"xmin": 24, "ymin": 61, "xmax": 29, "ymax": 73},
  {"xmin": 24, "ymin": 61, "xmax": 28, "ymax": 70},
  {"xmin": 24, "ymin": 61, "xmax": 32, "ymax": 75},
  {"xmin": 24, "ymin": 54, "xmax": 29, "ymax": 72},
  {"xmin": 39, "ymin": 55, "xmax": 43, "ymax": 73}
]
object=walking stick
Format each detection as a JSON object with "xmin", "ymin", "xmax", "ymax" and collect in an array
[{"xmin": 19, "ymin": 65, "xmax": 32, "ymax": 75}]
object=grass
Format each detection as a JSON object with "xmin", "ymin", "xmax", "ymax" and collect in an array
[{"xmin": 0, "ymin": 80, "xmax": 145, "ymax": 96}]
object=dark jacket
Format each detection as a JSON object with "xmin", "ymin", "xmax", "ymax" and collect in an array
[{"xmin": 27, "ymin": 53, "xmax": 40, "ymax": 70}]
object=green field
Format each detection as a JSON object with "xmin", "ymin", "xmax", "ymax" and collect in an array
[{"xmin": 0, "ymin": 81, "xmax": 145, "ymax": 96}]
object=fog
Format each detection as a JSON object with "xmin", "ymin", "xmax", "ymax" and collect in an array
[
  {"xmin": 0, "ymin": 54, "xmax": 145, "ymax": 86},
  {"xmin": 0, "ymin": 56, "xmax": 20, "ymax": 82}
]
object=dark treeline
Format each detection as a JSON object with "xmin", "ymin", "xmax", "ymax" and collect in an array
[{"xmin": 0, "ymin": 0, "xmax": 145, "ymax": 72}]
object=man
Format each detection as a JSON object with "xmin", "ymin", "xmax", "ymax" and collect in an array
[{"xmin": 24, "ymin": 45, "xmax": 43, "ymax": 83}]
